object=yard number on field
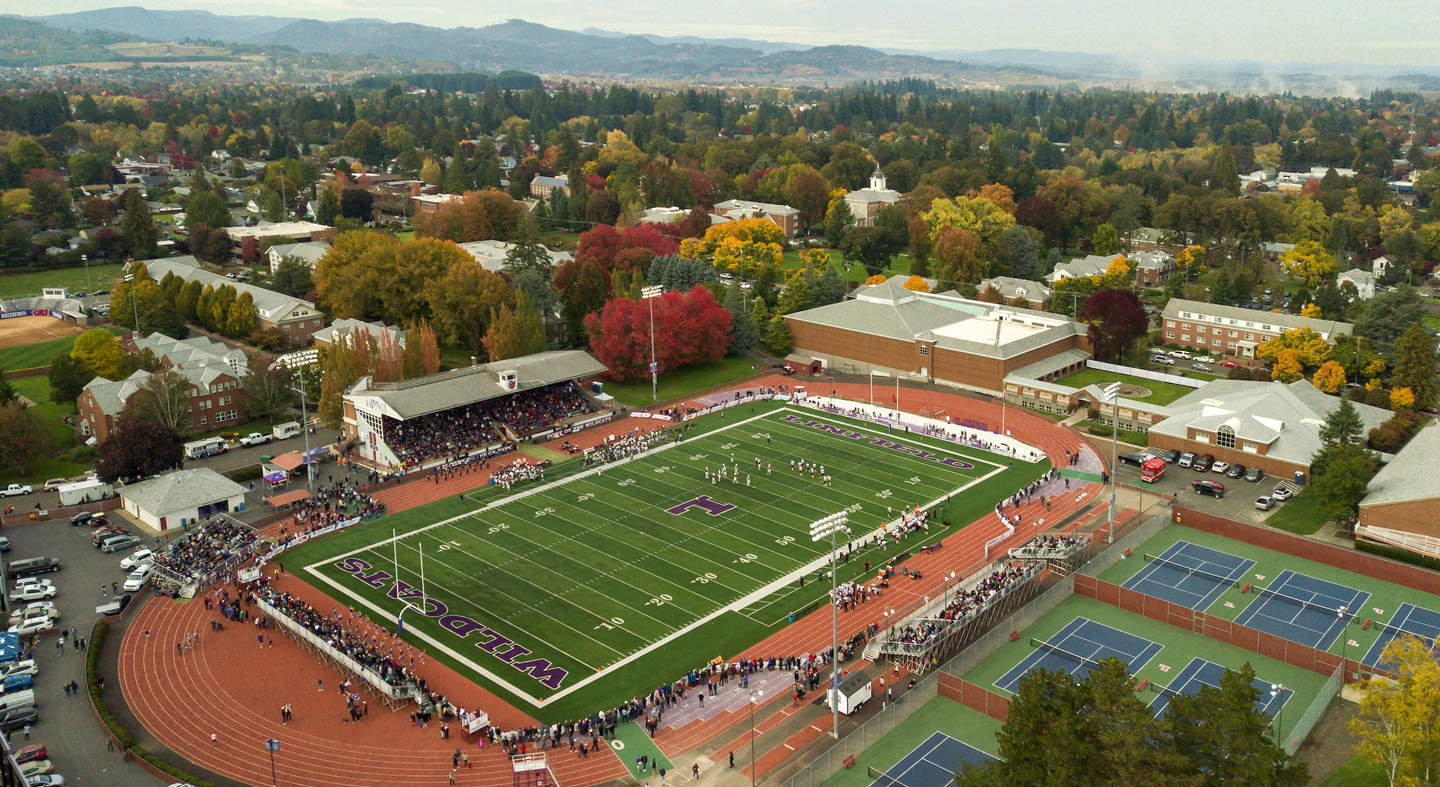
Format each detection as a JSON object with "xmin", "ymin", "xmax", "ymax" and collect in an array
[
  {"xmin": 691, "ymin": 572, "xmax": 717, "ymax": 584},
  {"xmin": 594, "ymin": 617, "xmax": 626, "ymax": 630},
  {"xmin": 875, "ymin": 489, "xmax": 893, "ymax": 499},
  {"xmin": 488, "ymin": 523, "xmax": 509, "ymax": 534},
  {"xmin": 646, "ymin": 594, "xmax": 674, "ymax": 607}
]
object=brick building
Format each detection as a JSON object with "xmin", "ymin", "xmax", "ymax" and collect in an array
[
  {"xmin": 1161, "ymin": 298, "xmax": 1352, "ymax": 361},
  {"xmin": 783, "ymin": 277, "xmax": 1091, "ymax": 396},
  {"xmin": 1131, "ymin": 250, "xmax": 1176, "ymax": 286},
  {"xmin": 842, "ymin": 167, "xmax": 901, "ymax": 228},
  {"xmin": 77, "ymin": 365, "xmax": 247, "ymax": 443},
  {"xmin": 712, "ymin": 199, "xmax": 802, "ymax": 238},
  {"xmin": 529, "ymin": 175, "xmax": 570, "ymax": 199},
  {"xmin": 1357, "ymin": 424, "xmax": 1440, "ymax": 545},
  {"xmin": 147, "ymin": 257, "xmax": 326, "ymax": 347},
  {"xmin": 224, "ymin": 222, "xmax": 337, "ymax": 264}
]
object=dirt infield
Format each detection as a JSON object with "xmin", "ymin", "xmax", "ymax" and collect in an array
[{"xmin": 0, "ymin": 315, "xmax": 85, "ymax": 349}]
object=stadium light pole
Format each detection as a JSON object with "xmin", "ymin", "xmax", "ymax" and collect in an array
[
  {"xmin": 810, "ymin": 511, "xmax": 849, "ymax": 739},
  {"xmin": 264, "ymin": 737, "xmax": 279, "ymax": 786},
  {"xmin": 123, "ymin": 273, "xmax": 140, "ymax": 336},
  {"xmin": 1102, "ymin": 382, "xmax": 1121, "ymax": 544},
  {"xmin": 293, "ymin": 379, "xmax": 314, "ymax": 494},
  {"xmin": 1271, "ymin": 684, "xmax": 1285, "ymax": 745},
  {"xmin": 642, "ymin": 285, "xmax": 663, "ymax": 402}
]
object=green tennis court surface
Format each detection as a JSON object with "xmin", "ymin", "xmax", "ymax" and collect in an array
[
  {"xmin": 1100, "ymin": 523, "xmax": 1440, "ymax": 664},
  {"xmin": 280, "ymin": 403, "xmax": 1048, "ymax": 719}
]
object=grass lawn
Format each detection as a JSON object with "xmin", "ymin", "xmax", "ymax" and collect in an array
[
  {"xmin": 1422, "ymin": 313, "xmax": 1440, "ymax": 334},
  {"xmin": 393, "ymin": 230, "xmax": 415, "ymax": 242},
  {"xmin": 278, "ymin": 403, "xmax": 1046, "ymax": 720},
  {"xmin": 1053, "ymin": 368, "xmax": 1195, "ymax": 406},
  {"xmin": 0, "ymin": 376, "xmax": 88, "ymax": 487},
  {"xmin": 0, "ymin": 263, "xmax": 128, "ymax": 300},
  {"xmin": 0, "ymin": 325, "xmax": 125, "ymax": 373},
  {"xmin": 1318, "ymin": 756, "xmax": 1383, "ymax": 787},
  {"xmin": 1264, "ymin": 486, "xmax": 1329, "ymax": 535},
  {"xmin": 438, "ymin": 345, "xmax": 474, "ymax": 371},
  {"xmin": 781, "ymin": 248, "xmax": 916, "ymax": 285},
  {"xmin": 1078, "ymin": 420, "xmax": 1149, "ymax": 447},
  {"xmin": 603, "ymin": 356, "xmax": 763, "ymax": 407}
]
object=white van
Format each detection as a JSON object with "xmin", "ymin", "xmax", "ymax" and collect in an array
[
  {"xmin": 0, "ymin": 689, "xmax": 35, "ymax": 715},
  {"xmin": 183, "ymin": 437, "xmax": 228, "ymax": 460}
]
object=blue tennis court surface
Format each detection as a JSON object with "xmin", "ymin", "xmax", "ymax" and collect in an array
[
  {"xmin": 1122, "ymin": 540, "xmax": 1255, "ymax": 611},
  {"xmin": 1361, "ymin": 603, "xmax": 1440, "ymax": 668},
  {"xmin": 994, "ymin": 616, "xmax": 1162, "ymax": 694},
  {"xmin": 1148, "ymin": 657, "xmax": 1292, "ymax": 719},
  {"xmin": 867, "ymin": 731, "xmax": 996, "ymax": 787},
  {"xmin": 1233, "ymin": 570, "xmax": 1369, "ymax": 650}
]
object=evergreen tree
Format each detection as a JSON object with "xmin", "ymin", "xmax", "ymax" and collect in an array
[
  {"xmin": 764, "ymin": 312, "xmax": 792, "ymax": 356},
  {"xmin": 1391, "ymin": 323, "xmax": 1438, "ymax": 409},
  {"xmin": 1318, "ymin": 396, "xmax": 1366, "ymax": 448},
  {"xmin": 484, "ymin": 290, "xmax": 548, "ymax": 361},
  {"xmin": 1004, "ymin": 225, "xmax": 1042, "ymax": 281},
  {"xmin": 120, "ymin": 189, "xmax": 157, "ymax": 260},
  {"xmin": 825, "ymin": 199, "xmax": 855, "ymax": 247},
  {"xmin": 723, "ymin": 280, "xmax": 760, "ymax": 356},
  {"xmin": 316, "ymin": 188, "xmax": 340, "ymax": 226},
  {"xmin": 813, "ymin": 264, "xmax": 847, "ymax": 306}
]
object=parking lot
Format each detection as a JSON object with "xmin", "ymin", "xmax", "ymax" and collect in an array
[
  {"xmin": 2, "ymin": 516, "xmax": 157, "ymax": 785},
  {"xmin": 1112, "ymin": 451, "xmax": 1304, "ymax": 526}
]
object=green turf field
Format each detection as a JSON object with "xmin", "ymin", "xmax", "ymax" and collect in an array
[
  {"xmin": 961, "ymin": 595, "xmax": 1328, "ymax": 746},
  {"xmin": 1098, "ymin": 523, "xmax": 1440, "ymax": 662},
  {"xmin": 279, "ymin": 402, "xmax": 1048, "ymax": 720},
  {"xmin": 1052, "ymin": 368, "xmax": 1195, "ymax": 405},
  {"xmin": 0, "ymin": 263, "xmax": 127, "ymax": 300}
]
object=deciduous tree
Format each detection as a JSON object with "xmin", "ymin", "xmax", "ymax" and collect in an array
[
  {"xmin": 95, "ymin": 420, "xmax": 183, "ymax": 483},
  {"xmin": 584, "ymin": 286, "xmax": 732, "ymax": 381},
  {"xmin": 241, "ymin": 356, "xmax": 295, "ymax": 423},
  {"xmin": 0, "ymin": 402, "xmax": 48, "ymax": 476},
  {"xmin": 1078, "ymin": 289, "xmax": 1149, "ymax": 362},
  {"xmin": 484, "ymin": 290, "xmax": 548, "ymax": 362},
  {"xmin": 70, "ymin": 329, "xmax": 131, "ymax": 380},
  {"xmin": 47, "ymin": 354, "xmax": 95, "ymax": 405},
  {"xmin": 413, "ymin": 190, "xmax": 522, "ymax": 243},
  {"xmin": 1312, "ymin": 361, "xmax": 1347, "ymax": 394},
  {"xmin": 127, "ymin": 368, "xmax": 195, "ymax": 435},
  {"xmin": 1280, "ymin": 240, "xmax": 1338, "ymax": 288}
]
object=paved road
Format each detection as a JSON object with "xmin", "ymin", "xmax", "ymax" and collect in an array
[{"xmin": 2, "ymin": 517, "xmax": 157, "ymax": 786}]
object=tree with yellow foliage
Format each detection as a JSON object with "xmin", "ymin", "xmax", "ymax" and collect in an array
[
  {"xmin": 902, "ymin": 276, "xmax": 930, "ymax": 292},
  {"xmin": 1272, "ymin": 350, "xmax": 1304, "ymax": 383},
  {"xmin": 1300, "ymin": 303, "xmax": 1322, "ymax": 319},
  {"xmin": 712, "ymin": 237, "xmax": 782, "ymax": 278},
  {"xmin": 1312, "ymin": 361, "xmax": 1346, "ymax": 393},
  {"xmin": 1391, "ymin": 387, "xmax": 1416, "ymax": 411},
  {"xmin": 1280, "ymin": 240, "xmax": 1339, "ymax": 288},
  {"xmin": 921, "ymin": 195, "xmax": 1016, "ymax": 251},
  {"xmin": 1099, "ymin": 257, "xmax": 1132, "ymax": 288},
  {"xmin": 864, "ymin": 274, "xmax": 887, "ymax": 286},
  {"xmin": 1175, "ymin": 245, "xmax": 1207, "ymax": 281},
  {"xmin": 1349, "ymin": 635, "xmax": 1440, "ymax": 787},
  {"xmin": 1258, "ymin": 327, "xmax": 1331, "ymax": 369}
]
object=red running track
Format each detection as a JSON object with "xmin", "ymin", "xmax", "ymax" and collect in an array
[{"xmin": 119, "ymin": 378, "xmax": 1105, "ymax": 787}]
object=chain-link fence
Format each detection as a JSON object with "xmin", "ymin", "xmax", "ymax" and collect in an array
[
  {"xmin": 1282, "ymin": 659, "xmax": 1343, "ymax": 756},
  {"xmin": 774, "ymin": 671, "xmax": 938, "ymax": 787},
  {"xmin": 1078, "ymin": 511, "xmax": 1171, "ymax": 578}
]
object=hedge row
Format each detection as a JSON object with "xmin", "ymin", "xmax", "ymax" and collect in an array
[
  {"xmin": 1356, "ymin": 539, "xmax": 1440, "ymax": 572},
  {"xmin": 86, "ymin": 619, "xmax": 216, "ymax": 787}
]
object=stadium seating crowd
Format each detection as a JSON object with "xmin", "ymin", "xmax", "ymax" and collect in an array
[
  {"xmin": 382, "ymin": 383, "xmax": 596, "ymax": 468},
  {"xmin": 153, "ymin": 518, "xmax": 260, "ymax": 581}
]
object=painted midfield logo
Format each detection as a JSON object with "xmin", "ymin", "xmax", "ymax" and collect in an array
[{"xmin": 666, "ymin": 495, "xmax": 736, "ymax": 516}]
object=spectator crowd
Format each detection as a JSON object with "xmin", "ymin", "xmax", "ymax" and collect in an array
[
  {"xmin": 153, "ymin": 517, "xmax": 261, "ymax": 582},
  {"xmin": 381, "ymin": 383, "xmax": 597, "ymax": 469}
]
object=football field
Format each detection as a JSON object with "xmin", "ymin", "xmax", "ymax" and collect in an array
[{"xmin": 284, "ymin": 403, "xmax": 1047, "ymax": 719}]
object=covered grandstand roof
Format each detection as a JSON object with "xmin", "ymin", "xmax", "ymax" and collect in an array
[{"xmin": 349, "ymin": 350, "xmax": 606, "ymax": 420}]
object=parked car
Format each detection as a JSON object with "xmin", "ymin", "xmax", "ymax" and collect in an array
[
  {"xmin": 1255, "ymin": 496, "xmax": 1275, "ymax": 511},
  {"xmin": 238, "ymin": 432, "xmax": 272, "ymax": 447},
  {"xmin": 1193, "ymin": 363, "xmax": 1213, "ymax": 372},
  {"xmin": 1193, "ymin": 479, "xmax": 1226, "ymax": 498},
  {"xmin": 11, "ymin": 577, "xmax": 52, "ymax": 592},
  {"xmin": 13, "ymin": 744, "xmax": 46, "ymax": 764},
  {"xmin": 0, "ymin": 661, "xmax": 38, "ymax": 680},
  {"xmin": 3, "ymin": 674, "xmax": 34, "ymax": 694},
  {"xmin": 120, "ymin": 549, "xmax": 155, "ymax": 570},
  {"xmin": 1221, "ymin": 361, "xmax": 1239, "ymax": 368},
  {"xmin": 1211, "ymin": 461, "xmax": 1231, "ymax": 475},
  {"xmin": 0, "ymin": 705, "xmax": 37, "ymax": 731},
  {"xmin": 7, "ymin": 558, "xmax": 60, "ymax": 578},
  {"xmin": 1177, "ymin": 452, "xmax": 1197, "ymax": 468},
  {"xmin": 0, "ymin": 536, "xmax": 9, "ymax": 553},
  {"xmin": 1245, "ymin": 467, "xmax": 1266, "ymax": 483},
  {"xmin": 1192, "ymin": 454, "xmax": 1215, "ymax": 472},
  {"xmin": 1153, "ymin": 356, "xmax": 1175, "ymax": 366},
  {"xmin": 122, "ymin": 565, "xmax": 153, "ymax": 592},
  {"xmin": 1117, "ymin": 452, "xmax": 1147, "ymax": 467},
  {"xmin": 9, "ymin": 603, "xmax": 57, "ymax": 627},
  {"xmin": 69, "ymin": 512, "xmax": 103, "ymax": 527},
  {"xmin": 100, "ymin": 534, "xmax": 140, "ymax": 553},
  {"xmin": 1226, "ymin": 464, "xmax": 1247, "ymax": 479},
  {"xmin": 27, "ymin": 774, "xmax": 66, "ymax": 786},
  {"xmin": 1162, "ymin": 450, "xmax": 1182, "ymax": 464},
  {"xmin": 19, "ymin": 760, "xmax": 53, "ymax": 779},
  {"xmin": 1272, "ymin": 486, "xmax": 1295, "ymax": 501},
  {"xmin": 1169, "ymin": 350, "xmax": 1192, "ymax": 360},
  {"xmin": 91, "ymin": 527, "xmax": 125, "ymax": 546},
  {"xmin": 8, "ymin": 616, "xmax": 55, "ymax": 636},
  {"xmin": 41, "ymin": 479, "xmax": 69, "ymax": 492},
  {"xmin": 96, "ymin": 594, "xmax": 132, "ymax": 618}
]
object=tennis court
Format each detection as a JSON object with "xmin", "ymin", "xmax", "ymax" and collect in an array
[
  {"xmin": 994, "ymin": 616, "xmax": 1162, "ymax": 693},
  {"xmin": 1122, "ymin": 540, "xmax": 1255, "ymax": 611},
  {"xmin": 867, "ymin": 731, "xmax": 996, "ymax": 787},
  {"xmin": 1361, "ymin": 603, "xmax": 1440, "ymax": 668},
  {"xmin": 1233, "ymin": 569, "xmax": 1369, "ymax": 650},
  {"xmin": 1148, "ymin": 657, "xmax": 1292, "ymax": 719}
]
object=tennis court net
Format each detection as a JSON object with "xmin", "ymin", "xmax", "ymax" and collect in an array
[
  {"xmin": 1029, "ymin": 637, "xmax": 1103, "ymax": 673},
  {"xmin": 1249, "ymin": 583, "xmax": 1357, "ymax": 624},
  {"xmin": 1142, "ymin": 552, "xmax": 1243, "ymax": 589}
]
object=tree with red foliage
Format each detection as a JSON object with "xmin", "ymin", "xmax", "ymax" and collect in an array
[
  {"xmin": 573, "ymin": 224, "xmax": 680, "ymax": 280},
  {"xmin": 1077, "ymin": 288, "xmax": 1149, "ymax": 363},
  {"xmin": 413, "ymin": 190, "xmax": 522, "ymax": 243},
  {"xmin": 95, "ymin": 420, "xmax": 183, "ymax": 483},
  {"xmin": 584, "ymin": 286, "xmax": 733, "ymax": 381},
  {"xmin": 1015, "ymin": 196, "xmax": 1063, "ymax": 249}
]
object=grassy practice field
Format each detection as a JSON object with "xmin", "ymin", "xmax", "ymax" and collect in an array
[
  {"xmin": 1053, "ymin": 368, "xmax": 1196, "ymax": 405},
  {"xmin": 0, "ymin": 263, "xmax": 127, "ymax": 300},
  {"xmin": 601, "ymin": 356, "xmax": 762, "ymax": 407},
  {"xmin": 280, "ymin": 402, "xmax": 1047, "ymax": 719}
]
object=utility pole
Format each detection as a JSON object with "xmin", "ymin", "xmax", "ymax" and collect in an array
[
  {"xmin": 642, "ymin": 285, "xmax": 662, "ymax": 401},
  {"xmin": 1102, "ymin": 382, "xmax": 1121, "ymax": 544}
]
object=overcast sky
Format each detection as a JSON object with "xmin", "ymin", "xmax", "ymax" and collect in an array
[{"xmin": 14, "ymin": 0, "xmax": 1440, "ymax": 65}]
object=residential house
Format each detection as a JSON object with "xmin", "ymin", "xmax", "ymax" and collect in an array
[
  {"xmin": 267, "ymin": 241, "xmax": 331, "ymax": 274},
  {"xmin": 314, "ymin": 318, "xmax": 406, "ymax": 351},
  {"xmin": 529, "ymin": 175, "xmax": 570, "ymax": 199},
  {"xmin": 223, "ymin": 221, "xmax": 337, "ymax": 263},
  {"xmin": 977, "ymin": 276, "xmax": 1053, "ymax": 309},
  {"xmin": 1336, "ymin": 268, "xmax": 1376, "ymax": 301},
  {"xmin": 1131, "ymin": 250, "xmax": 1176, "ymax": 286},
  {"xmin": 77, "ymin": 363, "xmax": 246, "ymax": 444},
  {"xmin": 1259, "ymin": 242, "xmax": 1296, "ymax": 262},
  {"xmin": 1045, "ymin": 254, "xmax": 1120, "ymax": 285}
]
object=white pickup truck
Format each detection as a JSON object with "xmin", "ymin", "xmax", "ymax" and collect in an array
[
  {"xmin": 0, "ymin": 484, "xmax": 32, "ymax": 498},
  {"xmin": 238, "ymin": 432, "xmax": 273, "ymax": 447}
]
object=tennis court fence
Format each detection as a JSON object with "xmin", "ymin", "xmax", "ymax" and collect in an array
[
  {"xmin": 1283, "ymin": 659, "xmax": 1343, "ymax": 756},
  {"xmin": 1078, "ymin": 511, "xmax": 1171, "ymax": 578}
]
